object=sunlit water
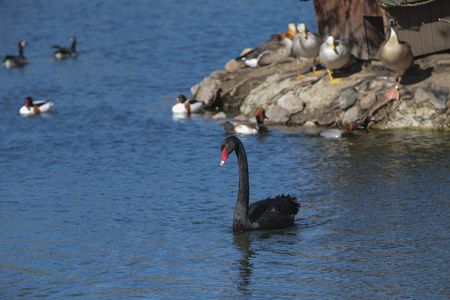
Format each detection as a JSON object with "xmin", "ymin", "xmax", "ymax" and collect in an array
[{"xmin": 1, "ymin": 1, "xmax": 449, "ymax": 298}]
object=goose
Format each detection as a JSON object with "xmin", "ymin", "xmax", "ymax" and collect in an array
[
  {"xmin": 19, "ymin": 97, "xmax": 55, "ymax": 116},
  {"xmin": 3, "ymin": 41, "xmax": 28, "ymax": 69},
  {"xmin": 319, "ymin": 34, "xmax": 351, "ymax": 84},
  {"xmin": 235, "ymin": 34, "xmax": 293, "ymax": 68},
  {"xmin": 291, "ymin": 22, "xmax": 322, "ymax": 79},
  {"xmin": 53, "ymin": 37, "xmax": 78, "ymax": 60},
  {"xmin": 378, "ymin": 19, "xmax": 413, "ymax": 100}
]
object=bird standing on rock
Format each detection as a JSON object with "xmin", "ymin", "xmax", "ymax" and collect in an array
[
  {"xmin": 291, "ymin": 22, "xmax": 322, "ymax": 80},
  {"xmin": 235, "ymin": 34, "xmax": 293, "ymax": 68},
  {"xmin": 378, "ymin": 19, "xmax": 413, "ymax": 101},
  {"xmin": 319, "ymin": 34, "xmax": 351, "ymax": 85}
]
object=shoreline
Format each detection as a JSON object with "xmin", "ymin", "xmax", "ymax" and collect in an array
[{"xmin": 191, "ymin": 51, "xmax": 450, "ymax": 131}]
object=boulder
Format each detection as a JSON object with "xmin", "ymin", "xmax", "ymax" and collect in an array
[
  {"xmin": 339, "ymin": 87, "xmax": 358, "ymax": 110},
  {"xmin": 429, "ymin": 86, "xmax": 449, "ymax": 110},
  {"xmin": 276, "ymin": 94, "xmax": 305, "ymax": 114},
  {"xmin": 266, "ymin": 106, "xmax": 290, "ymax": 124},
  {"xmin": 343, "ymin": 105, "xmax": 362, "ymax": 124},
  {"xmin": 212, "ymin": 112, "xmax": 227, "ymax": 120},
  {"xmin": 360, "ymin": 92, "xmax": 377, "ymax": 110}
]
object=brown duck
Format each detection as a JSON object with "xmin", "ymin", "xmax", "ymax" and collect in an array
[{"xmin": 378, "ymin": 19, "xmax": 414, "ymax": 100}]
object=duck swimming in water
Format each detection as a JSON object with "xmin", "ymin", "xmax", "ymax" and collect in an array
[
  {"xmin": 19, "ymin": 97, "xmax": 55, "ymax": 116},
  {"xmin": 53, "ymin": 37, "xmax": 78, "ymax": 60},
  {"xmin": 3, "ymin": 41, "xmax": 28, "ymax": 69},
  {"xmin": 221, "ymin": 108, "xmax": 268, "ymax": 135},
  {"xmin": 318, "ymin": 122, "xmax": 359, "ymax": 138},
  {"xmin": 172, "ymin": 94, "xmax": 205, "ymax": 114}
]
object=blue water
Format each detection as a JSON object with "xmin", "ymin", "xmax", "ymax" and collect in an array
[{"xmin": 1, "ymin": 1, "xmax": 449, "ymax": 298}]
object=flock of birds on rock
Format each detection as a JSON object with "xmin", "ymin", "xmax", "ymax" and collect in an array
[
  {"xmin": 236, "ymin": 19, "xmax": 413, "ymax": 94},
  {"xmin": 4, "ymin": 37, "xmax": 78, "ymax": 116}
]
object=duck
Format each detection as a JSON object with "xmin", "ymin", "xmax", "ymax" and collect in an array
[
  {"xmin": 221, "ymin": 108, "xmax": 268, "ymax": 135},
  {"xmin": 19, "ymin": 97, "xmax": 55, "ymax": 116},
  {"xmin": 171, "ymin": 94, "xmax": 205, "ymax": 114},
  {"xmin": 235, "ymin": 33, "xmax": 293, "ymax": 68},
  {"xmin": 3, "ymin": 41, "xmax": 28, "ymax": 69},
  {"xmin": 378, "ymin": 19, "xmax": 414, "ymax": 101},
  {"xmin": 318, "ymin": 122, "xmax": 359, "ymax": 138},
  {"xmin": 291, "ymin": 22, "xmax": 322, "ymax": 80},
  {"xmin": 319, "ymin": 34, "xmax": 351, "ymax": 85},
  {"xmin": 52, "ymin": 37, "xmax": 78, "ymax": 60},
  {"xmin": 220, "ymin": 136, "xmax": 300, "ymax": 232}
]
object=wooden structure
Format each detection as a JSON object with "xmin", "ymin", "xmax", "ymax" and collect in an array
[{"xmin": 313, "ymin": 0, "xmax": 450, "ymax": 60}]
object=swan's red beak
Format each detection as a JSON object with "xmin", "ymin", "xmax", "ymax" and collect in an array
[{"xmin": 220, "ymin": 145, "xmax": 229, "ymax": 166}]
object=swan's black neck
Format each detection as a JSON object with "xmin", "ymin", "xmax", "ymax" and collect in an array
[{"xmin": 233, "ymin": 139, "xmax": 253, "ymax": 231}]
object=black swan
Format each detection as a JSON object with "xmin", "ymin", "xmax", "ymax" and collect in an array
[{"xmin": 220, "ymin": 136, "xmax": 300, "ymax": 232}]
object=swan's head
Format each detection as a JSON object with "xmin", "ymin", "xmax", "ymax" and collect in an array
[
  {"xmin": 326, "ymin": 35, "xmax": 336, "ymax": 50},
  {"xmin": 297, "ymin": 23, "xmax": 307, "ymax": 37},
  {"xmin": 220, "ymin": 136, "xmax": 240, "ymax": 166}
]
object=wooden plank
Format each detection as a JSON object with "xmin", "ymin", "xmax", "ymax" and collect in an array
[
  {"xmin": 442, "ymin": 0, "xmax": 450, "ymax": 49},
  {"xmin": 419, "ymin": 3, "xmax": 435, "ymax": 54},
  {"xmin": 430, "ymin": 0, "xmax": 445, "ymax": 51},
  {"xmin": 363, "ymin": 16, "xmax": 385, "ymax": 59}
]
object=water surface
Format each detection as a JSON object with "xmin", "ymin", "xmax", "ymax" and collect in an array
[{"xmin": 1, "ymin": 1, "xmax": 449, "ymax": 298}]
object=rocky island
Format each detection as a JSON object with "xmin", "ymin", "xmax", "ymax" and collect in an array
[{"xmin": 190, "ymin": 50, "xmax": 450, "ymax": 131}]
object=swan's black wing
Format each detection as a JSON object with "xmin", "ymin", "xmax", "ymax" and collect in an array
[{"xmin": 248, "ymin": 194, "xmax": 300, "ymax": 230}]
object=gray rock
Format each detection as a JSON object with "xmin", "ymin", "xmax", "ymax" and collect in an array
[
  {"xmin": 266, "ymin": 106, "xmax": 290, "ymax": 124},
  {"xmin": 339, "ymin": 87, "xmax": 358, "ymax": 110},
  {"xmin": 276, "ymin": 94, "xmax": 305, "ymax": 114},
  {"xmin": 192, "ymin": 77, "xmax": 218, "ymax": 105},
  {"xmin": 232, "ymin": 114, "xmax": 249, "ymax": 122},
  {"xmin": 343, "ymin": 105, "xmax": 362, "ymax": 124},
  {"xmin": 430, "ymin": 86, "xmax": 449, "ymax": 110},
  {"xmin": 360, "ymin": 92, "xmax": 377, "ymax": 110},
  {"xmin": 415, "ymin": 87, "xmax": 430, "ymax": 104},
  {"xmin": 212, "ymin": 112, "xmax": 227, "ymax": 120}
]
